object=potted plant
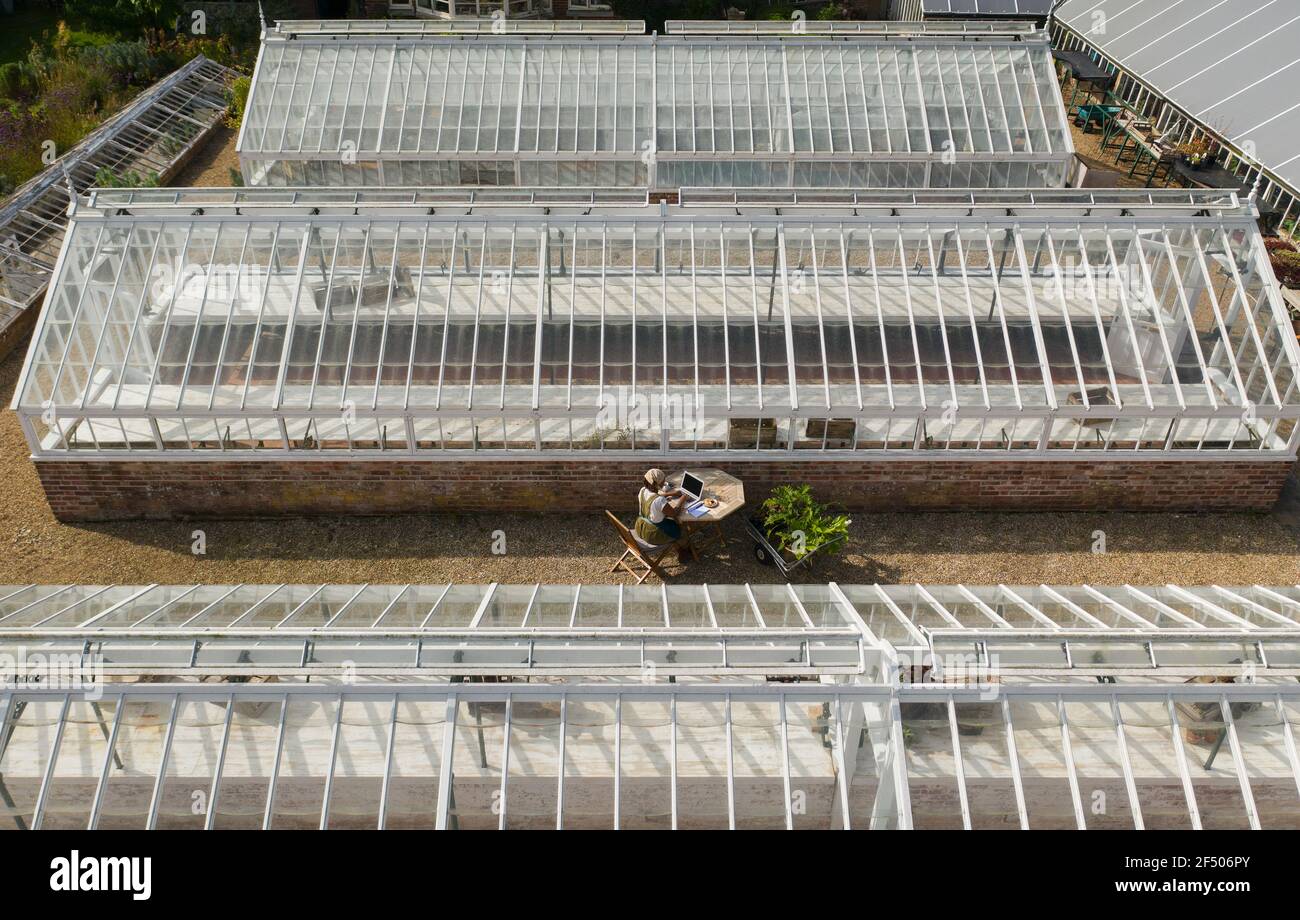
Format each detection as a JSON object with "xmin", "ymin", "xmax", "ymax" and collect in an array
[
  {"xmin": 1173, "ymin": 137, "xmax": 1212, "ymax": 167},
  {"xmin": 751, "ymin": 484, "xmax": 850, "ymax": 570}
]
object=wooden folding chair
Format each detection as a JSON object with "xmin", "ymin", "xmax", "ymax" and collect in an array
[{"xmin": 604, "ymin": 510, "xmax": 674, "ymax": 584}]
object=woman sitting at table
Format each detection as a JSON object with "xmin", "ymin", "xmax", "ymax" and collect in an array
[{"xmin": 635, "ymin": 468, "xmax": 690, "ymax": 560}]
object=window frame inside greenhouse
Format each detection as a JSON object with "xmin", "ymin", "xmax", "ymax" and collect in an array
[
  {"xmin": 12, "ymin": 190, "xmax": 1300, "ymax": 462},
  {"xmin": 235, "ymin": 23, "xmax": 1075, "ymax": 191}
]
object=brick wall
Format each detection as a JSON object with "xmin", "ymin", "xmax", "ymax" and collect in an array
[{"xmin": 33, "ymin": 457, "xmax": 1292, "ymax": 521}]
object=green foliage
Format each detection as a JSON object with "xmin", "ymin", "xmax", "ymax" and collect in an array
[
  {"xmin": 760, "ymin": 484, "xmax": 851, "ymax": 560},
  {"xmin": 225, "ymin": 74, "xmax": 251, "ymax": 130},
  {"xmin": 1272, "ymin": 248, "xmax": 1300, "ymax": 288},
  {"xmin": 0, "ymin": 11, "xmax": 261, "ymax": 190},
  {"xmin": 63, "ymin": 0, "xmax": 183, "ymax": 33},
  {"xmin": 93, "ymin": 166, "xmax": 160, "ymax": 188},
  {"xmin": 0, "ymin": 61, "xmax": 41, "ymax": 100}
]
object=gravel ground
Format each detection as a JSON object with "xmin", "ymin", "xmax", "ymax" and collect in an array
[
  {"xmin": 1, "ymin": 102, "xmax": 1297, "ymax": 588},
  {"xmin": 169, "ymin": 125, "xmax": 240, "ymax": 188}
]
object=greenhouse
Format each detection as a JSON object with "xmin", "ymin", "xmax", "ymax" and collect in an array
[
  {"xmin": 236, "ymin": 20, "xmax": 1074, "ymax": 191},
  {"xmin": 14, "ymin": 188, "xmax": 1299, "ymax": 462},
  {"xmin": 0, "ymin": 582, "xmax": 1298, "ymax": 830},
  {"xmin": 0, "ymin": 56, "xmax": 237, "ymax": 351}
]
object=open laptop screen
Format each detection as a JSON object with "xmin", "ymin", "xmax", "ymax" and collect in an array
[{"xmin": 680, "ymin": 472, "xmax": 705, "ymax": 500}]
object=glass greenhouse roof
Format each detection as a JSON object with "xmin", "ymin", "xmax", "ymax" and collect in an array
[
  {"xmin": 2, "ymin": 681, "xmax": 1298, "ymax": 829},
  {"xmin": 3, "ymin": 582, "xmax": 1300, "ymax": 830},
  {"xmin": 275, "ymin": 18, "xmax": 649, "ymax": 36},
  {"xmin": 237, "ymin": 24, "xmax": 1072, "ymax": 189},
  {"xmin": 13, "ymin": 191, "xmax": 1299, "ymax": 459},
  {"xmin": 662, "ymin": 19, "xmax": 1044, "ymax": 36},
  {"xmin": 3, "ymin": 583, "xmax": 1300, "ymax": 677}
]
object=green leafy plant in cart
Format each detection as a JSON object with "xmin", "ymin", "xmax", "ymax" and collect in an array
[{"xmin": 760, "ymin": 484, "xmax": 850, "ymax": 560}]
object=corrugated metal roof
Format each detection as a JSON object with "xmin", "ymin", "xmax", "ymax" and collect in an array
[{"xmin": 1056, "ymin": 0, "xmax": 1300, "ymax": 190}]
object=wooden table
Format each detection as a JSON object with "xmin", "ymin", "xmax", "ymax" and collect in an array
[{"xmin": 667, "ymin": 468, "xmax": 744, "ymax": 557}]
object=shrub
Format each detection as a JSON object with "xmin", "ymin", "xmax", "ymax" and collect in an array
[
  {"xmin": 0, "ymin": 108, "xmax": 46, "ymax": 193},
  {"xmin": 0, "ymin": 62, "xmax": 41, "ymax": 101},
  {"xmin": 63, "ymin": 0, "xmax": 183, "ymax": 33},
  {"xmin": 225, "ymin": 74, "xmax": 250, "ymax": 130},
  {"xmin": 1272, "ymin": 248, "xmax": 1300, "ymax": 288},
  {"xmin": 760, "ymin": 484, "xmax": 851, "ymax": 560},
  {"xmin": 35, "ymin": 87, "xmax": 102, "ymax": 155},
  {"xmin": 80, "ymin": 42, "xmax": 167, "ymax": 89},
  {"xmin": 93, "ymin": 166, "xmax": 160, "ymax": 188}
]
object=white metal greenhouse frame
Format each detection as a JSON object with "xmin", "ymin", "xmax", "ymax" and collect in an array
[
  {"xmin": 12, "ymin": 190, "xmax": 1300, "ymax": 461},
  {"xmin": 236, "ymin": 21, "xmax": 1074, "ymax": 191},
  {"xmin": 1, "ymin": 582, "xmax": 1299, "ymax": 830},
  {"xmin": 1, "ymin": 681, "xmax": 1297, "ymax": 830}
]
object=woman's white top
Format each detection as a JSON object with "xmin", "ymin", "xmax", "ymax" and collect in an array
[{"xmin": 639, "ymin": 487, "xmax": 668, "ymax": 523}]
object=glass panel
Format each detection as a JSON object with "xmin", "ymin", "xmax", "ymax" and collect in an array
[
  {"xmin": 324, "ymin": 699, "xmax": 390, "ymax": 830},
  {"xmin": 675, "ymin": 700, "xmax": 730, "ymax": 829},
  {"xmin": 729, "ymin": 700, "xmax": 787, "ymax": 830},
  {"xmin": 95, "ymin": 697, "xmax": 172, "ymax": 829},
  {"xmin": 953, "ymin": 700, "xmax": 1019, "ymax": 829},
  {"xmin": 1062, "ymin": 700, "xmax": 1136, "ymax": 829},
  {"xmin": 560, "ymin": 699, "xmax": 616, "ymax": 830},
  {"xmin": 619, "ymin": 697, "xmax": 673, "ymax": 829},
  {"xmin": 39, "ymin": 700, "xmax": 115, "ymax": 829},
  {"xmin": 1232, "ymin": 699, "xmax": 1300, "ymax": 830},
  {"xmin": 0, "ymin": 699, "xmax": 64, "ymax": 829},
  {"xmin": 1008, "ymin": 699, "xmax": 1076, "ymax": 829},
  {"xmin": 845, "ymin": 696, "xmax": 902, "ymax": 829},
  {"xmin": 447, "ymin": 698, "xmax": 505, "ymax": 829},
  {"xmin": 384, "ymin": 698, "xmax": 446, "ymax": 829},
  {"xmin": 1173, "ymin": 695, "xmax": 1251, "ymax": 829},
  {"xmin": 211, "ymin": 698, "xmax": 284, "ymax": 830},
  {"xmin": 267, "ymin": 697, "xmax": 340, "ymax": 829},
  {"xmin": 899, "ymin": 700, "xmax": 962, "ymax": 829},
  {"xmin": 503, "ymin": 697, "xmax": 561, "ymax": 830},
  {"xmin": 153, "ymin": 698, "xmax": 226, "ymax": 829},
  {"xmin": 1116, "ymin": 699, "xmax": 1193, "ymax": 830}
]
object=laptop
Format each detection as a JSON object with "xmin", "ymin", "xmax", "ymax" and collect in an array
[{"xmin": 679, "ymin": 471, "xmax": 706, "ymax": 502}]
